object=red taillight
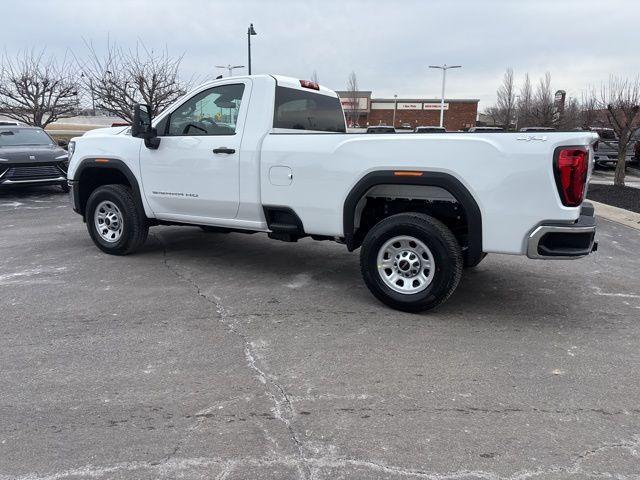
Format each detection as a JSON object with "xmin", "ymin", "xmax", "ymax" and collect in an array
[
  {"xmin": 299, "ymin": 79, "xmax": 320, "ymax": 90},
  {"xmin": 553, "ymin": 147, "xmax": 589, "ymax": 207}
]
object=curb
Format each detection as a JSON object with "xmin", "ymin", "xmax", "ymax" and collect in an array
[{"xmin": 589, "ymin": 200, "xmax": 640, "ymax": 231}]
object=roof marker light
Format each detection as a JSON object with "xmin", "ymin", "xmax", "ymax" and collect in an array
[
  {"xmin": 393, "ymin": 171, "xmax": 423, "ymax": 177},
  {"xmin": 299, "ymin": 79, "xmax": 320, "ymax": 90}
]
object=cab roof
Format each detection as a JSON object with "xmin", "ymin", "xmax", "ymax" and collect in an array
[
  {"xmin": 270, "ymin": 75, "xmax": 338, "ymax": 97},
  {"xmin": 194, "ymin": 74, "xmax": 338, "ymax": 98}
]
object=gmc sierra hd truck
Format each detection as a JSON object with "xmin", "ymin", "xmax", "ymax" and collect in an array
[{"xmin": 67, "ymin": 75, "xmax": 598, "ymax": 312}]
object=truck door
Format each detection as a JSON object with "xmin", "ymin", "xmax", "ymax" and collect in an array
[{"xmin": 139, "ymin": 81, "xmax": 250, "ymax": 220}]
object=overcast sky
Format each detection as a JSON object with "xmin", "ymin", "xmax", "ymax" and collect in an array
[{"xmin": 2, "ymin": 0, "xmax": 639, "ymax": 108}]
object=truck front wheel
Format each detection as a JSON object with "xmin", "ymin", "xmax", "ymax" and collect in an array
[
  {"xmin": 360, "ymin": 213, "xmax": 463, "ymax": 313},
  {"xmin": 85, "ymin": 184, "xmax": 148, "ymax": 255}
]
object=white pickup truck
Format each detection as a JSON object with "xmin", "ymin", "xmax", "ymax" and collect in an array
[{"xmin": 67, "ymin": 75, "xmax": 598, "ymax": 312}]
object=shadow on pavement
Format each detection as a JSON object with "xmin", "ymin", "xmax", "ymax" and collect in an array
[{"xmin": 136, "ymin": 226, "xmax": 591, "ymax": 322}]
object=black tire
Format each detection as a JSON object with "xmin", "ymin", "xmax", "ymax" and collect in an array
[
  {"xmin": 60, "ymin": 182, "xmax": 70, "ymax": 193},
  {"xmin": 360, "ymin": 213, "xmax": 463, "ymax": 313},
  {"xmin": 85, "ymin": 184, "xmax": 148, "ymax": 255}
]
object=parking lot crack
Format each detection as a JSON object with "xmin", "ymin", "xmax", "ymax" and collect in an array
[
  {"xmin": 153, "ymin": 233, "xmax": 311, "ymax": 479},
  {"xmin": 4, "ymin": 435, "xmax": 640, "ymax": 480}
]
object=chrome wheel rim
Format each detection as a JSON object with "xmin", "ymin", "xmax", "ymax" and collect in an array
[
  {"xmin": 94, "ymin": 200, "xmax": 123, "ymax": 243},
  {"xmin": 376, "ymin": 235, "xmax": 435, "ymax": 294}
]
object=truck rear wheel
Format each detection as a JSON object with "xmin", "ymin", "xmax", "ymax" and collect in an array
[
  {"xmin": 86, "ymin": 184, "xmax": 148, "ymax": 255},
  {"xmin": 360, "ymin": 213, "xmax": 463, "ymax": 313}
]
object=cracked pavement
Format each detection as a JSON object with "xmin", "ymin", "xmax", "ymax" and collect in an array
[{"xmin": 1, "ymin": 187, "xmax": 640, "ymax": 479}]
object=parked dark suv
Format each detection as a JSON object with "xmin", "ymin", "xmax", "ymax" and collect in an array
[
  {"xmin": 0, "ymin": 126, "xmax": 69, "ymax": 191},
  {"xmin": 366, "ymin": 126, "xmax": 396, "ymax": 134}
]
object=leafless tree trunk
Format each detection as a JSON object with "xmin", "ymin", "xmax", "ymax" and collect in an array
[
  {"xmin": 346, "ymin": 71, "xmax": 360, "ymax": 126},
  {"xmin": 79, "ymin": 40, "xmax": 190, "ymax": 122},
  {"xmin": 600, "ymin": 76, "xmax": 640, "ymax": 186},
  {"xmin": 580, "ymin": 88, "xmax": 600, "ymax": 129},
  {"xmin": 495, "ymin": 68, "xmax": 516, "ymax": 129},
  {"xmin": 0, "ymin": 50, "xmax": 79, "ymax": 128},
  {"xmin": 517, "ymin": 73, "xmax": 533, "ymax": 129},
  {"xmin": 531, "ymin": 72, "xmax": 555, "ymax": 127}
]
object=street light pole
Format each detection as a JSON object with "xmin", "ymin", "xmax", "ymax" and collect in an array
[
  {"xmin": 393, "ymin": 94, "xmax": 398, "ymax": 127},
  {"xmin": 428, "ymin": 64, "xmax": 462, "ymax": 128},
  {"xmin": 247, "ymin": 23, "xmax": 257, "ymax": 75},
  {"xmin": 80, "ymin": 73, "xmax": 95, "ymax": 116},
  {"xmin": 90, "ymin": 78, "xmax": 95, "ymax": 115}
]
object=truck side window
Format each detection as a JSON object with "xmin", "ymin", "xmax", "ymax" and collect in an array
[
  {"xmin": 273, "ymin": 86, "xmax": 346, "ymax": 133},
  {"xmin": 165, "ymin": 84, "xmax": 245, "ymax": 136}
]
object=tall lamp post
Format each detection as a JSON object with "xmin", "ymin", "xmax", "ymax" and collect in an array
[
  {"xmin": 247, "ymin": 23, "xmax": 257, "ymax": 75},
  {"xmin": 428, "ymin": 64, "xmax": 462, "ymax": 128},
  {"xmin": 216, "ymin": 64, "xmax": 245, "ymax": 77},
  {"xmin": 80, "ymin": 73, "xmax": 96, "ymax": 116},
  {"xmin": 392, "ymin": 94, "xmax": 398, "ymax": 127}
]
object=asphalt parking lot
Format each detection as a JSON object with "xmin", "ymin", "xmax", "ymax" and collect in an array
[{"xmin": 1, "ymin": 187, "xmax": 640, "ymax": 480}]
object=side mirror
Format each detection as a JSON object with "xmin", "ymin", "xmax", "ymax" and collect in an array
[
  {"xmin": 132, "ymin": 103, "xmax": 160, "ymax": 149},
  {"xmin": 57, "ymin": 139, "xmax": 68, "ymax": 148}
]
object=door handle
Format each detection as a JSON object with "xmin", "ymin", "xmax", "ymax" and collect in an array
[{"xmin": 213, "ymin": 147, "xmax": 235, "ymax": 154}]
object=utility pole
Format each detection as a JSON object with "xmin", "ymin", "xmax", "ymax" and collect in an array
[
  {"xmin": 90, "ymin": 78, "xmax": 95, "ymax": 115},
  {"xmin": 80, "ymin": 73, "xmax": 95, "ymax": 115},
  {"xmin": 428, "ymin": 64, "xmax": 462, "ymax": 128},
  {"xmin": 247, "ymin": 23, "xmax": 257, "ymax": 75},
  {"xmin": 215, "ymin": 64, "xmax": 245, "ymax": 77},
  {"xmin": 393, "ymin": 94, "xmax": 398, "ymax": 127}
]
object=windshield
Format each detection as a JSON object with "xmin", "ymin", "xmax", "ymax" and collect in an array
[{"xmin": 0, "ymin": 128, "xmax": 54, "ymax": 147}]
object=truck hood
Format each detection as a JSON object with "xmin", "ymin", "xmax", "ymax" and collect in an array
[
  {"xmin": 0, "ymin": 145, "xmax": 68, "ymax": 164},
  {"xmin": 82, "ymin": 126, "xmax": 130, "ymax": 137}
]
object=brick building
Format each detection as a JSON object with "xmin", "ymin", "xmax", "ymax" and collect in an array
[{"xmin": 336, "ymin": 91, "xmax": 479, "ymax": 131}]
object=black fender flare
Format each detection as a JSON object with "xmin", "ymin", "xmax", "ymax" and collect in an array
[
  {"xmin": 342, "ymin": 170, "xmax": 483, "ymax": 264},
  {"xmin": 72, "ymin": 158, "xmax": 146, "ymax": 217}
]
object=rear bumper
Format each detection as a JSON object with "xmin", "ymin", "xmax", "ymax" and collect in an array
[
  {"xmin": 526, "ymin": 202, "xmax": 597, "ymax": 259},
  {"xmin": 594, "ymin": 154, "xmax": 633, "ymax": 164}
]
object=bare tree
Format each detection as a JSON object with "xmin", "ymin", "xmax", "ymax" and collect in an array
[
  {"xmin": 482, "ymin": 106, "xmax": 501, "ymax": 126},
  {"xmin": 531, "ymin": 72, "xmax": 555, "ymax": 127},
  {"xmin": 79, "ymin": 40, "xmax": 190, "ymax": 122},
  {"xmin": 310, "ymin": 70, "xmax": 319, "ymax": 84},
  {"xmin": 558, "ymin": 96, "xmax": 581, "ymax": 130},
  {"xmin": 516, "ymin": 73, "xmax": 534, "ymax": 128},
  {"xmin": 494, "ymin": 68, "xmax": 516, "ymax": 129},
  {"xmin": 599, "ymin": 76, "xmax": 640, "ymax": 186},
  {"xmin": 580, "ymin": 88, "xmax": 601, "ymax": 129},
  {"xmin": 0, "ymin": 50, "xmax": 79, "ymax": 128},
  {"xmin": 345, "ymin": 71, "xmax": 360, "ymax": 126}
]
